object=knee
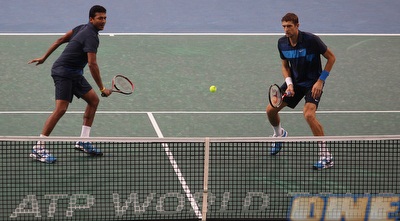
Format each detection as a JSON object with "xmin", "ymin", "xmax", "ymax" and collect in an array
[
  {"xmin": 54, "ymin": 106, "xmax": 67, "ymax": 117},
  {"xmin": 87, "ymin": 95, "xmax": 100, "ymax": 109},
  {"xmin": 91, "ymin": 96, "xmax": 100, "ymax": 107},
  {"xmin": 82, "ymin": 90, "xmax": 100, "ymax": 108},
  {"xmin": 266, "ymin": 104, "xmax": 278, "ymax": 113},
  {"xmin": 303, "ymin": 111, "xmax": 316, "ymax": 122},
  {"xmin": 266, "ymin": 105, "xmax": 276, "ymax": 116}
]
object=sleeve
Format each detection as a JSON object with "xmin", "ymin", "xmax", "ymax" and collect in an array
[
  {"xmin": 277, "ymin": 40, "xmax": 286, "ymax": 60},
  {"xmin": 83, "ymin": 35, "xmax": 99, "ymax": 53},
  {"xmin": 71, "ymin": 25, "xmax": 84, "ymax": 38},
  {"xmin": 313, "ymin": 35, "xmax": 328, "ymax": 55}
]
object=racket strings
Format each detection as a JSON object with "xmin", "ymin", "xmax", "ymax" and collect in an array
[
  {"xmin": 269, "ymin": 85, "xmax": 283, "ymax": 107},
  {"xmin": 114, "ymin": 77, "xmax": 133, "ymax": 94}
]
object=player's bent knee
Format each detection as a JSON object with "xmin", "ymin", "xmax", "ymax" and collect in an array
[
  {"xmin": 266, "ymin": 104, "xmax": 279, "ymax": 113},
  {"xmin": 303, "ymin": 111, "xmax": 317, "ymax": 122},
  {"xmin": 83, "ymin": 91, "xmax": 100, "ymax": 107}
]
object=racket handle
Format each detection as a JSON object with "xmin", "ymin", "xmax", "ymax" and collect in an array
[{"xmin": 101, "ymin": 93, "xmax": 106, "ymax": 97}]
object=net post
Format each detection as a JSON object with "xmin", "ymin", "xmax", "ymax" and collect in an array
[{"xmin": 201, "ymin": 137, "xmax": 210, "ymax": 221}]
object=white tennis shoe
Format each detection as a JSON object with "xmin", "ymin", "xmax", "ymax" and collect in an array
[
  {"xmin": 313, "ymin": 157, "xmax": 334, "ymax": 170},
  {"xmin": 75, "ymin": 141, "xmax": 103, "ymax": 156},
  {"xmin": 30, "ymin": 145, "xmax": 57, "ymax": 163}
]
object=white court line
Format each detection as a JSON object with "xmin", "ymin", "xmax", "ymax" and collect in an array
[
  {"xmin": 147, "ymin": 112, "xmax": 164, "ymax": 138},
  {"xmin": 146, "ymin": 112, "xmax": 202, "ymax": 219}
]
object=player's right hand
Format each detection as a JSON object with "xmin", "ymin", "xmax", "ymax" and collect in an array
[
  {"xmin": 28, "ymin": 57, "xmax": 45, "ymax": 66},
  {"xmin": 286, "ymin": 84, "xmax": 295, "ymax": 97},
  {"xmin": 101, "ymin": 88, "xmax": 112, "ymax": 97}
]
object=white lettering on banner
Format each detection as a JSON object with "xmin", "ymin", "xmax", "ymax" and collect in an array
[
  {"xmin": 9, "ymin": 191, "xmax": 269, "ymax": 218},
  {"xmin": 10, "ymin": 194, "xmax": 95, "ymax": 218},
  {"xmin": 220, "ymin": 192, "xmax": 230, "ymax": 211},
  {"xmin": 12, "ymin": 192, "xmax": 398, "ymax": 219},
  {"xmin": 289, "ymin": 194, "xmax": 400, "ymax": 220},
  {"xmin": 10, "ymin": 195, "xmax": 41, "ymax": 218},
  {"xmin": 243, "ymin": 192, "xmax": 269, "ymax": 212},
  {"xmin": 156, "ymin": 192, "xmax": 185, "ymax": 214},
  {"xmin": 112, "ymin": 192, "xmax": 156, "ymax": 216},
  {"xmin": 45, "ymin": 194, "xmax": 68, "ymax": 217},
  {"xmin": 65, "ymin": 194, "xmax": 95, "ymax": 217}
]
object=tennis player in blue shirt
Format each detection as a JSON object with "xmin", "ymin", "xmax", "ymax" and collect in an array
[
  {"xmin": 267, "ymin": 13, "xmax": 336, "ymax": 170},
  {"xmin": 28, "ymin": 5, "xmax": 112, "ymax": 163}
]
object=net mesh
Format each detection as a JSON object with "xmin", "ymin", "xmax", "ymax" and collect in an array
[{"xmin": 0, "ymin": 136, "xmax": 399, "ymax": 221}]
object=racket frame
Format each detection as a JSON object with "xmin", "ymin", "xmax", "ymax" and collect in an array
[
  {"xmin": 101, "ymin": 74, "xmax": 134, "ymax": 97},
  {"xmin": 268, "ymin": 84, "xmax": 287, "ymax": 108},
  {"xmin": 111, "ymin": 74, "xmax": 134, "ymax": 95}
]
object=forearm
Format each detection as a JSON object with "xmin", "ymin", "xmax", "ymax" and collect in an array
[
  {"xmin": 281, "ymin": 59, "xmax": 292, "ymax": 80},
  {"xmin": 88, "ymin": 62, "xmax": 105, "ymax": 91},
  {"xmin": 41, "ymin": 42, "xmax": 62, "ymax": 60},
  {"xmin": 315, "ymin": 48, "xmax": 336, "ymax": 82},
  {"xmin": 281, "ymin": 66, "xmax": 291, "ymax": 78},
  {"xmin": 323, "ymin": 59, "xmax": 335, "ymax": 73},
  {"xmin": 322, "ymin": 48, "xmax": 336, "ymax": 72},
  {"xmin": 280, "ymin": 60, "xmax": 294, "ymax": 95},
  {"xmin": 38, "ymin": 31, "xmax": 72, "ymax": 62},
  {"xmin": 281, "ymin": 64, "xmax": 293, "ymax": 86}
]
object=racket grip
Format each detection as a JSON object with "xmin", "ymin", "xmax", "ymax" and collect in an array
[{"xmin": 101, "ymin": 93, "xmax": 106, "ymax": 97}]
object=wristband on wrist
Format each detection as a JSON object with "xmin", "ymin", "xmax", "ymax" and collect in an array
[
  {"xmin": 319, "ymin": 70, "xmax": 330, "ymax": 81},
  {"xmin": 100, "ymin": 87, "xmax": 106, "ymax": 92},
  {"xmin": 285, "ymin": 77, "xmax": 293, "ymax": 86}
]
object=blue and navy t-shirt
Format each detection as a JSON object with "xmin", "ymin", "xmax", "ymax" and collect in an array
[
  {"xmin": 278, "ymin": 31, "xmax": 327, "ymax": 87},
  {"xmin": 52, "ymin": 23, "xmax": 99, "ymax": 75}
]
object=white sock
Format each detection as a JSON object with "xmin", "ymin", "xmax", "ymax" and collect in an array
[
  {"xmin": 80, "ymin": 125, "xmax": 91, "ymax": 138},
  {"xmin": 318, "ymin": 141, "xmax": 331, "ymax": 158},
  {"xmin": 36, "ymin": 134, "xmax": 47, "ymax": 147},
  {"xmin": 272, "ymin": 124, "xmax": 282, "ymax": 136}
]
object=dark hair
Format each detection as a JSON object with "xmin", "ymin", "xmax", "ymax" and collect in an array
[
  {"xmin": 89, "ymin": 5, "xmax": 106, "ymax": 18},
  {"xmin": 281, "ymin": 13, "xmax": 298, "ymax": 25}
]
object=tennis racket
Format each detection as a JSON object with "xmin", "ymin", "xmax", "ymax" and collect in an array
[
  {"xmin": 268, "ymin": 84, "xmax": 288, "ymax": 108},
  {"xmin": 101, "ymin": 74, "xmax": 134, "ymax": 97}
]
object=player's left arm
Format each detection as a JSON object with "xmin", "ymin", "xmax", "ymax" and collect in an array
[
  {"xmin": 87, "ymin": 52, "xmax": 111, "ymax": 97},
  {"xmin": 312, "ymin": 48, "xmax": 336, "ymax": 99},
  {"xmin": 28, "ymin": 30, "xmax": 74, "ymax": 65},
  {"xmin": 322, "ymin": 48, "xmax": 336, "ymax": 74}
]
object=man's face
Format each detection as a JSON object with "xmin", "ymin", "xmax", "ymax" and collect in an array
[
  {"xmin": 282, "ymin": 21, "xmax": 299, "ymax": 38},
  {"xmin": 90, "ymin": 12, "xmax": 107, "ymax": 31}
]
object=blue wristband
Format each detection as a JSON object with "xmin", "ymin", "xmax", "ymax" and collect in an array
[{"xmin": 319, "ymin": 70, "xmax": 330, "ymax": 81}]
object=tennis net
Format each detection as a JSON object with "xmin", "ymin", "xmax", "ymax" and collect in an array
[{"xmin": 0, "ymin": 135, "xmax": 399, "ymax": 221}]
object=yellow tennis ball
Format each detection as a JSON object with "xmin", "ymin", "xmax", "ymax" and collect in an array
[{"xmin": 209, "ymin": 85, "xmax": 217, "ymax": 93}]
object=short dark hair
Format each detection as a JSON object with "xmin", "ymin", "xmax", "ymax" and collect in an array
[
  {"xmin": 89, "ymin": 5, "xmax": 106, "ymax": 18},
  {"xmin": 281, "ymin": 13, "xmax": 298, "ymax": 25}
]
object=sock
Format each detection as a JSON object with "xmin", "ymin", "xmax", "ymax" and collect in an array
[
  {"xmin": 318, "ymin": 141, "xmax": 331, "ymax": 158},
  {"xmin": 80, "ymin": 125, "xmax": 91, "ymax": 138},
  {"xmin": 272, "ymin": 124, "xmax": 282, "ymax": 136},
  {"xmin": 36, "ymin": 134, "xmax": 47, "ymax": 147}
]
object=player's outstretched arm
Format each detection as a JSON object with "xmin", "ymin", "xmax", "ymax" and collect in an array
[{"xmin": 28, "ymin": 30, "xmax": 74, "ymax": 66}]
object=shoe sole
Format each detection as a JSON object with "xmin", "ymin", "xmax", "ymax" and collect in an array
[
  {"xmin": 270, "ymin": 146, "xmax": 282, "ymax": 155},
  {"xmin": 74, "ymin": 147, "xmax": 103, "ymax": 157},
  {"xmin": 313, "ymin": 162, "xmax": 334, "ymax": 170},
  {"xmin": 29, "ymin": 154, "xmax": 56, "ymax": 164}
]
